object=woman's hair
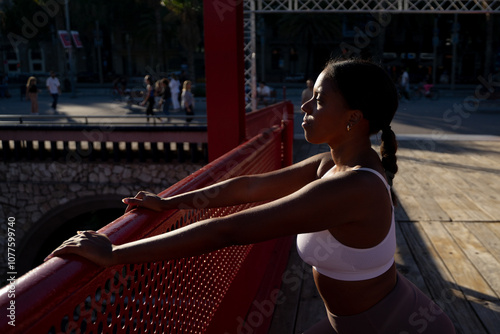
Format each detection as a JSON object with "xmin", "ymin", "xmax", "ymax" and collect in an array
[
  {"xmin": 145, "ymin": 75, "xmax": 153, "ymax": 85},
  {"xmin": 26, "ymin": 76, "xmax": 36, "ymax": 87},
  {"xmin": 182, "ymin": 80, "xmax": 192, "ymax": 91},
  {"xmin": 323, "ymin": 58, "xmax": 399, "ymax": 203}
]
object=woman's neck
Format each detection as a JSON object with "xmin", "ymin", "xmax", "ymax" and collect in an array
[{"xmin": 329, "ymin": 137, "xmax": 374, "ymax": 171}]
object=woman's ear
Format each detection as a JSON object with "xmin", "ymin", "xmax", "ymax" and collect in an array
[{"xmin": 348, "ymin": 109, "xmax": 363, "ymax": 126}]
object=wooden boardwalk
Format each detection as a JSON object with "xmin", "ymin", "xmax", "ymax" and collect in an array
[{"xmin": 268, "ymin": 139, "xmax": 500, "ymax": 334}]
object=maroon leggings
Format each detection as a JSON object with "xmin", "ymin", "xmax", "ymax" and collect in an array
[{"xmin": 304, "ymin": 273, "xmax": 455, "ymax": 334}]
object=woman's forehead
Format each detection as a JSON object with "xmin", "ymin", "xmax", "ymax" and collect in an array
[{"xmin": 314, "ymin": 71, "xmax": 334, "ymax": 93}]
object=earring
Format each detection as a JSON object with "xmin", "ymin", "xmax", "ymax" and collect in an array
[{"xmin": 347, "ymin": 123, "xmax": 352, "ymax": 131}]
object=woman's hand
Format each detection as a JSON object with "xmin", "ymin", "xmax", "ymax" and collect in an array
[
  {"xmin": 122, "ymin": 191, "xmax": 165, "ymax": 213},
  {"xmin": 44, "ymin": 231, "xmax": 115, "ymax": 267}
]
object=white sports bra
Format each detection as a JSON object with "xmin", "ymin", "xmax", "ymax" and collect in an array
[{"xmin": 296, "ymin": 167, "xmax": 396, "ymax": 281}]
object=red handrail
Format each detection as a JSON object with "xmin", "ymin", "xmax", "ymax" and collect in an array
[{"xmin": 0, "ymin": 102, "xmax": 294, "ymax": 334}]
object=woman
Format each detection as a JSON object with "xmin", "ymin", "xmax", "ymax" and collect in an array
[
  {"xmin": 46, "ymin": 59, "xmax": 455, "ymax": 333},
  {"xmin": 159, "ymin": 78, "xmax": 172, "ymax": 120},
  {"xmin": 181, "ymin": 80, "xmax": 194, "ymax": 122},
  {"xmin": 141, "ymin": 75, "xmax": 155, "ymax": 122},
  {"xmin": 26, "ymin": 76, "xmax": 39, "ymax": 114},
  {"xmin": 169, "ymin": 74, "xmax": 181, "ymax": 110}
]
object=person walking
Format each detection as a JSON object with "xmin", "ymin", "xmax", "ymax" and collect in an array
[
  {"xmin": 169, "ymin": 74, "xmax": 181, "ymax": 111},
  {"xmin": 159, "ymin": 78, "xmax": 172, "ymax": 121},
  {"xmin": 46, "ymin": 71, "xmax": 61, "ymax": 110},
  {"xmin": 181, "ymin": 80, "xmax": 194, "ymax": 123},
  {"xmin": 26, "ymin": 76, "xmax": 40, "ymax": 114},
  {"xmin": 399, "ymin": 68, "xmax": 410, "ymax": 100},
  {"xmin": 46, "ymin": 59, "xmax": 455, "ymax": 334},
  {"xmin": 141, "ymin": 75, "xmax": 156, "ymax": 122}
]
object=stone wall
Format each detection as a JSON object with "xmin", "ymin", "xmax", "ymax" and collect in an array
[{"xmin": 0, "ymin": 160, "xmax": 203, "ymax": 281}]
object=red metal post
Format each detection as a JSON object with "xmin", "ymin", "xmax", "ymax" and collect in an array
[{"xmin": 203, "ymin": 0, "xmax": 246, "ymax": 161}]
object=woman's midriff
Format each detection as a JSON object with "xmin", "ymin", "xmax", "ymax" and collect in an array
[{"xmin": 313, "ymin": 262, "xmax": 397, "ymax": 316}]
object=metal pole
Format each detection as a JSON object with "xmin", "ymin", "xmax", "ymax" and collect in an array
[
  {"xmin": 96, "ymin": 20, "xmax": 104, "ymax": 84},
  {"xmin": 451, "ymin": 13, "xmax": 459, "ymax": 91},
  {"xmin": 432, "ymin": 17, "xmax": 439, "ymax": 85},
  {"xmin": 64, "ymin": 1, "xmax": 76, "ymax": 97},
  {"xmin": 250, "ymin": 1, "xmax": 257, "ymax": 111}
]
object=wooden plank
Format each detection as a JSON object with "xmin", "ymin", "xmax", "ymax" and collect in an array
[
  {"xmin": 398, "ymin": 171, "xmax": 450, "ymax": 221},
  {"xmin": 394, "ymin": 175, "xmax": 431, "ymax": 221},
  {"xmin": 394, "ymin": 200, "xmax": 411, "ymax": 221},
  {"xmin": 397, "ymin": 141, "xmax": 499, "ymax": 222},
  {"xmin": 450, "ymin": 193, "xmax": 495, "ymax": 221},
  {"xmin": 433, "ymin": 194, "xmax": 488, "ymax": 222},
  {"xmin": 487, "ymin": 223, "xmax": 500, "ymax": 242},
  {"xmin": 437, "ymin": 171, "xmax": 497, "ymax": 221},
  {"xmin": 395, "ymin": 222, "xmax": 430, "ymax": 295},
  {"xmin": 455, "ymin": 223, "xmax": 500, "ymax": 296},
  {"xmin": 268, "ymin": 243, "xmax": 305, "ymax": 334},
  {"xmin": 420, "ymin": 221, "xmax": 500, "ymax": 334},
  {"xmin": 467, "ymin": 223, "xmax": 500, "ymax": 265},
  {"xmin": 465, "ymin": 142, "xmax": 500, "ymax": 169},
  {"xmin": 400, "ymin": 222, "xmax": 487, "ymax": 334}
]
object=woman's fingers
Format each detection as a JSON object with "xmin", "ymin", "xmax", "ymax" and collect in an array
[
  {"xmin": 123, "ymin": 197, "xmax": 139, "ymax": 213},
  {"xmin": 44, "ymin": 231, "xmax": 113, "ymax": 267},
  {"xmin": 123, "ymin": 192, "xmax": 162, "ymax": 213}
]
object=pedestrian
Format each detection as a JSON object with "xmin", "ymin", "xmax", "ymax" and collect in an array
[
  {"xmin": 256, "ymin": 81, "xmax": 272, "ymax": 106},
  {"xmin": 399, "ymin": 67, "xmax": 410, "ymax": 100},
  {"xmin": 159, "ymin": 78, "xmax": 172, "ymax": 120},
  {"xmin": 301, "ymin": 79, "xmax": 314, "ymax": 104},
  {"xmin": 46, "ymin": 71, "xmax": 61, "ymax": 110},
  {"xmin": 26, "ymin": 76, "xmax": 40, "ymax": 114},
  {"xmin": 46, "ymin": 59, "xmax": 455, "ymax": 334},
  {"xmin": 141, "ymin": 75, "xmax": 156, "ymax": 122},
  {"xmin": 181, "ymin": 80, "xmax": 194, "ymax": 123},
  {"xmin": 169, "ymin": 74, "xmax": 181, "ymax": 111}
]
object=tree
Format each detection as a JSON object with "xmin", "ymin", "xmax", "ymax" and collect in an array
[{"xmin": 161, "ymin": 0, "xmax": 202, "ymax": 82}]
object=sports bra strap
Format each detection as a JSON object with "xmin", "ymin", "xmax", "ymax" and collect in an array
[
  {"xmin": 352, "ymin": 167, "xmax": 390, "ymax": 190},
  {"xmin": 352, "ymin": 168, "xmax": 393, "ymax": 205}
]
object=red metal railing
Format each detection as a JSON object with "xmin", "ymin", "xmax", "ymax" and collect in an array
[{"xmin": 0, "ymin": 102, "xmax": 294, "ymax": 334}]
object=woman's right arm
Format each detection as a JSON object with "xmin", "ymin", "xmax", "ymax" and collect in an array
[{"xmin": 123, "ymin": 152, "xmax": 331, "ymax": 213}]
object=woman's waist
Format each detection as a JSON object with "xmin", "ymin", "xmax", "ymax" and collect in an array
[{"xmin": 313, "ymin": 263, "xmax": 397, "ymax": 316}]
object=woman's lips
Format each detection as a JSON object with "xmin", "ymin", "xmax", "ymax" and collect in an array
[{"xmin": 302, "ymin": 117, "xmax": 311, "ymax": 128}]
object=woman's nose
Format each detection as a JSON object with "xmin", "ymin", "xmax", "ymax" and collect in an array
[{"xmin": 301, "ymin": 99, "xmax": 311, "ymax": 114}]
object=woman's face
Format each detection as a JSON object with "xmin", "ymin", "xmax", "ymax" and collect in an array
[{"xmin": 301, "ymin": 71, "xmax": 352, "ymax": 145}]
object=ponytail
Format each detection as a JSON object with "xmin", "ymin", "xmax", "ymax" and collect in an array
[{"xmin": 380, "ymin": 125, "xmax": 398, "ymax": 205}]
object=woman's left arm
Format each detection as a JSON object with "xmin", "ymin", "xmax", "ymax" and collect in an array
[{"xmin": 47, "ymin": 171, "xmax": 373, "ymax": 267}]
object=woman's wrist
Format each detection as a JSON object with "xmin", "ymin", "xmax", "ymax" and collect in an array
[{"xmin": 110, "ymin": 244, "xmax": 124, "ymax": 266}]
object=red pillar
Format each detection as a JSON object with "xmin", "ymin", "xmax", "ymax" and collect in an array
[{"xmin": 203, "ymin": 0, "xmax": 246, "ymax": 162}]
